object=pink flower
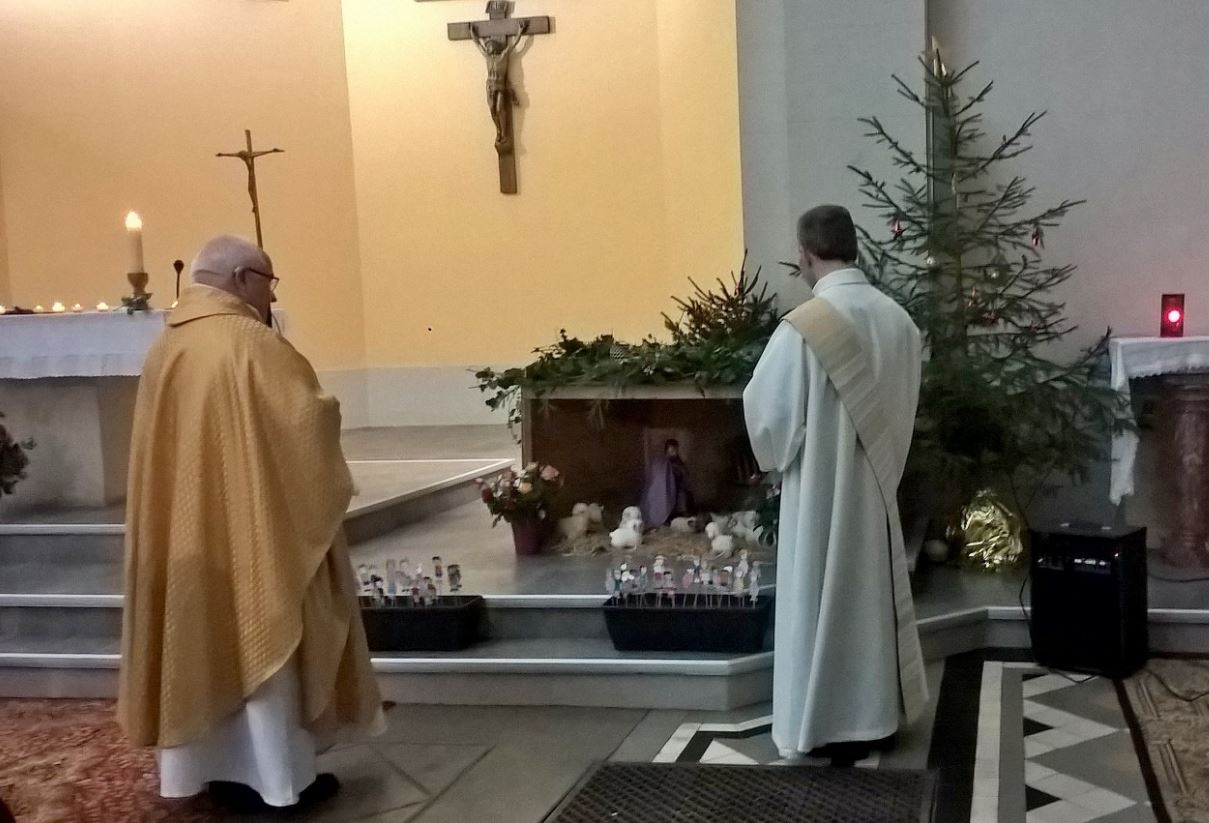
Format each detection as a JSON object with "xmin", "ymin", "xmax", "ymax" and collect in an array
[{"xmin": 540, "ymin": 465, "xmax": 560, "ymax": 482}]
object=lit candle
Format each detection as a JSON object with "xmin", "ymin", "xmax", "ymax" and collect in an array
[
  {"xmin": 72, "ymin": 303, "xmax": 83, "ymax": 313},
  {"xmin": 0, "ymin": 305, "xmax": 7, "ymax": 314},
  {"xmin": 34, "ymin": 304, "xmax": 45, "ymax": 313},
  {"xmin": 51, "ymin": 301, "xmax": 66, "ymax": 313},
  {"xmin": 125, "ymin": 211, "xmax": 144, "ymax": 273},
  {"xmin": 96, "ymin": 301, "xmax": 110, "ymax": 311}
]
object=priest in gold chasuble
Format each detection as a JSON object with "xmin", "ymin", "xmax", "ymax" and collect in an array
[
  {"xmin": 119, "ymin": 236, "xmax": 383, "ymax": 810},
  {"xmin": 744, "ymin": 206, "xmax": 927, "ymax": 763}
]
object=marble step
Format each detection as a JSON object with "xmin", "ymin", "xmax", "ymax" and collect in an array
[
  {"xmin": 0, "ymin": 637, "xmax": 774, "ymax": 711},
  {"xmin": 0, "ymin": 457, "xmax": 513, "ymax": 554},
  {"xmin": 0, "ymin": 594, "xmax": 617, "ymax": 645}
]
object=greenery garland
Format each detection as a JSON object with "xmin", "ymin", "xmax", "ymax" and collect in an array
[{"xmin": 474, "ymin": 256, "xmax": 781, "ymax": 430}]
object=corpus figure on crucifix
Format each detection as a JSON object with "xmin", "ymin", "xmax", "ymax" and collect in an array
[
  {"xmin": 470, "ymin": 11, "xmax": 527, "ymax": 152},
  {"xmin": 216, "ymin": 129, "xmax": 283, "ymax": 249}
]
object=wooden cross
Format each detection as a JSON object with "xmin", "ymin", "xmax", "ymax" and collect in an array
[
  {"xmin": 448, "ymin": 1, "xmax": 552, "ymax": 194},
  {"xmin": 216, "ymin": 129, "xmax": 284, "ymax": 248}
]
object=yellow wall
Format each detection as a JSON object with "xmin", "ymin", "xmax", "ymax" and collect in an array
[
  {"xmin": 0, "ymin": 0, "xmax": 366, "ymax": 370},
  {"xmin": 342, "ymin": 0, "xmax": 743, "ymax": 366},
  {"xmin": 0, "ymin": 0, "xmax": 743, "ymax": 370}
]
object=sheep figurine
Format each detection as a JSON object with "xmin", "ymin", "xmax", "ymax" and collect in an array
[
  {"xmin": 586, "ymin": 503, "xmax": 605, "ymax": 529},
  {"xmin": 559, "ymin": 509, "xmax": 590, "ymax": 542},
  {"xmin": 729, "ymin": 511, "xmax": 761, "ymax": 544},
  {"xmin": 705, "ymin": 521, "xmax": 736, "ymax": 559},
  {"xmin": 610, "ymin": 519, "xmax": 643, "ymax": 551},
  {"xmin": 670, "ymin": 516, "xmax": 698, "ymax": 533}
]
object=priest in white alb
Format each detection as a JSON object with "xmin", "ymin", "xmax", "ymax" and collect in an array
[{"xmin": 744, "ymin": 205, "xmax": 927, "ymax": 765}]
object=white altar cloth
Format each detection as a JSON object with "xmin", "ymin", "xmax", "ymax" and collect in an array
[
  {"xmin": 0, "ymin": 310, "xmax": 168, "ymax": 379},
  {"xmin": 1109, "ymin": 336, "xmax": 1209, "ymax": 504}
]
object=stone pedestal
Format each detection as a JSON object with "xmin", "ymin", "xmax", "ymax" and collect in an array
[
  {"xmin": 1159, "ymin": 375, "xmax": 1209, "ymax": 567},
  {"xmin": 0, "ymin": 377, "xmax": 138, "ymax": 512}
]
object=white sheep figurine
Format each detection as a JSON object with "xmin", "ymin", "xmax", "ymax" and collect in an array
[
  {"xmin": 610, "ymin": 519, "xmax": 643, "ymax": 551},
  {"xmin": 670, "ymin": 516, "xmax": 698, "ymax": 533},
  {"xmin": 705, "ymin": 521, "xmax": 736, "ymax": 559}
]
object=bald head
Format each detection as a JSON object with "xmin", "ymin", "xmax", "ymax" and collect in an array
[
  {"xmin": 191, "ymin": 235, "xmax": 270, "ymax": 283},
  {"xmin": 190, "ymin": 235, "xmax": 277, "ymax": 320}
]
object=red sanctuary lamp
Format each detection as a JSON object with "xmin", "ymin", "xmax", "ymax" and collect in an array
[{"xmin": 1161, "ymin": 294, "xmax": 1185, "ymax": 338}]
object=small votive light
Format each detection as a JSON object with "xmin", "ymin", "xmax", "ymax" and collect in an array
[
  {"xmin": 72, "ymin": 303, "xmax": 84, "ymax": 313},
  {"xmin": 34, "ymin": 304, "xmax": 45, "ymax": 313},
  {"xmin": 1161, "ymin": 293, "xmax": 1185, "ymax": 338},
  {"xmin": 51, "ymin": 301, "xmax": 66, "ymax": 313},
  {"xmin": 96, "ymin": 301, "xmax": 110, "ymax": 311},
  {"xmin": 0, "ymin": 305, "xmax": 7, "ymax": 315}
]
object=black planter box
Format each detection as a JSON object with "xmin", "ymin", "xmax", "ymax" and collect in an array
[
  {"xmin": 602, "ymin": 593, "xmax": 773, "ymax": 653},
  {"xmin": 360, "ymin": 595, "xmax": 484, "ymax": 652}
]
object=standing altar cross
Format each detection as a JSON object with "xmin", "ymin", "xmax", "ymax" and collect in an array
[
  {"xmin": 448, "ymin": 1, "xmax": 552, "ymax": 194},
  {"xmin": 216, "ymin": 129, "xmax": 284, "ymax": 248}
]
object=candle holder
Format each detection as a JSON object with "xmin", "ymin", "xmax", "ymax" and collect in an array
[
  {"xmin": 121, "ymin": 271, "xmax": 152, "ymax": 315},
  {"xmin": 128, "ymin": 270, "xmax": 149, "ymax": 297}
]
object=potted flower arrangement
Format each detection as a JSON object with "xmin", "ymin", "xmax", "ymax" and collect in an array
[
  {"xmin": 0, "ymin": 412, "xmax": 35, "ymax": 499},
  {"xmin": 478, "ymin": 463, "xmax": 563, "ymax": 555}
]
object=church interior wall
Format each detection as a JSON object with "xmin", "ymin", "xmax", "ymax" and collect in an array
[
  {"xmin": 0, "ymin": 0, "xmax": 744, "ymax": 427},
  {"xmin": 0, "ymin": 0, "xmax": 368, "ymax": 373},
  {"xmin": 340, "ymin": 0, "xmax": 744, "ymax": 425}
]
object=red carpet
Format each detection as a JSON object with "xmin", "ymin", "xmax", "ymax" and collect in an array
[{"xmin": 0, "ymin": 699, "xmax": 224, "ymax": 822}]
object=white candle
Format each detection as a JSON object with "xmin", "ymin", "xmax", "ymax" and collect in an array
[
  {"xmin": 0, "ymin": 305, "xmax": 7, "ymax": 314},
  {"xmin": 125, "ymin": 211, "xmax": 144, "ymax": 273},
  {"xmin": 34, "ymin": 304, "xmax": 45, "ymax": 313},
  {"xmin": 72, "ymin": 303, "xmax": 83, "ymax": 313},
  {"xmin": 51, "ymin": 301, "xmax": 66, "ymax": 313},
  {"xmin": 96, "ymin": 301, "xmax": 110, "ymax": 311}
]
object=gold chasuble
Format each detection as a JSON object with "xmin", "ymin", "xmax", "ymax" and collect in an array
[
  {"xmin": 119, "ymin": 285, "xmax": 381, "ymax": 749},
  {"xmin": 785, "ymin": 295, "xmax": 928, "ymax": 726}
]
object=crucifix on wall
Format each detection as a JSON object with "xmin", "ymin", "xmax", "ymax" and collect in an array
[
  {"xmin": 448, "ymin": 1, "xmax": 552, "ymax": 194},
  {"xmin": 216, "ymin": 129, "xmax": 284, "ymax": 248}
]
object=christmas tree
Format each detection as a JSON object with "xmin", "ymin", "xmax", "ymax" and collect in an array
[{"xmin": 849, "ymin": 52, "xmax": 1128, "ymax": 515}]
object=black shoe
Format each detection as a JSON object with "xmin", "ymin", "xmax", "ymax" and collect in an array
[
  {"xmin": 297, "ymin": 773, "xmax": 341, "ymax": 808},
  {"xmin": 827, "ymin": 742, "xmax": 872, "ymax": 768},
  {"xmin": 208, "ymin": 781, "xmax": 269, "ymax": 814}
]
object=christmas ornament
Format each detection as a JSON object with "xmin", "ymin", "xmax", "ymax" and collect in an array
[
  {"xmin": 1030, "ymin": 224, "xmax": 1044, "ymax": 249},
  {"xmin": 948, "ymin": 490, "xmax": 1024, "ymax": 571},
  {"xmin": 988, "ymin": 251, "xmax": 1008, "ymax": 282},
  {"xmin": 891, "ymin": 216, "xmax": 905, "ymax": 240},
  {"xmin": 924, "ymin": 255, "xmax": 940, "ymax": 271}
]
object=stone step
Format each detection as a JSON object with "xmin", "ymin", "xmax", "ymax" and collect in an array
[
  {"xmin": 6, "ymin": 607, "xmax": 1209, "ymax": 707},
  {"xmin": 0, "ymin": 458, "xmax": 513, "ymax": 583},
  {"xmin": 0, "ymin": 594, "xmax": 616, "ymax": 645},
  {"xmin": 0, "ymin": 637, "xmax": 774, "ymax": 711}
]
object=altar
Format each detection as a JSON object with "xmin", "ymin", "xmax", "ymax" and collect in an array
[
  {"xmin": 0, "ymin": 310, "xmax": 168, "ymax": 511},
  {"xmin": 1110, "ymin": 335, "xmax": 1209, "ymax": 566}
]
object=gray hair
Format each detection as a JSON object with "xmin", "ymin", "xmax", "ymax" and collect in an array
[{"xmin": 190, "ymin": 235, "xmax": 271, "ymax": 283}]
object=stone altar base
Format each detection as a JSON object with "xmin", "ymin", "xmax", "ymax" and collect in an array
[{"xmin": 0, "ymin": 377, "xmax": 138, "ymax": 512}]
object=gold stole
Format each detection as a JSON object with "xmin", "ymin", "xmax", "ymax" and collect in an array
[{"xmin": 785, "ymin": 297, "xmax": 928, "ymax": 724}]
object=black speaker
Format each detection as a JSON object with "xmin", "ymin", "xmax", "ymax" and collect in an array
[{"xmin": 1029, "ymin": 522, "xmax": 1148, "ymax": 678}]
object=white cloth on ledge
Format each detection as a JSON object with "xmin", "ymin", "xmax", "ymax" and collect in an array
[
  {"xmin": 0, "ymin": 310, "xmax": 168, "ymax": 379},
  {"xmin": 1109, "ymin": 336, "xmax": 1209, "ymax": 504},
  {"xmin": 0, "ymin": 308, "xmax": 288, "ymax": 379}
]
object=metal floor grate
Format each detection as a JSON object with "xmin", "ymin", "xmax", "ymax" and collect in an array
[{"xmin": 545, "ymin": 763, "xmax": 936, "ymax": 823}]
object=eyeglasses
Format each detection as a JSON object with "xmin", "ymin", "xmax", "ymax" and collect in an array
[{"xmin": 235, "ymin": 266, "xmax": 279, "ymax": 293}]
